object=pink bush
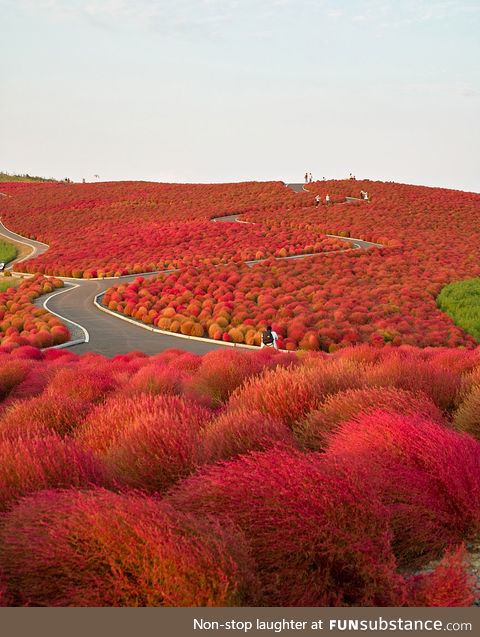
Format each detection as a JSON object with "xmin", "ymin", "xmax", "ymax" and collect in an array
[
  {"xmin": 326, "ymin": 412, "xmax": 480, "ymax": 566},
  {"xmin": 168, "ymin": 447, "xmax": 404, "ymax": 606},
  {"xmin": 0, "ymin": 434, "xmax": 108, "ymax": 511},
  {"xmin": 0, "ymin": 488, "xmax": 258, "ymax": 607},
  {"xmin": 294, "ymin": 387, "xmax": 445, "ymax": 451}
]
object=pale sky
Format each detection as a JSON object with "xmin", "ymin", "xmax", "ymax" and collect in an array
[{"xmin": 1, "ymin": 0, "xmax": 479, "ymax": 191}]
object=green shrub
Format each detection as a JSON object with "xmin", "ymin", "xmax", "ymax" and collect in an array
[
  {"xmin": 437, "ymin": 278, "xmax": 480, "ymax": 342},
  {"xmin": 0, "ymin": 241, "xmax": 17, "ymax": 265}
]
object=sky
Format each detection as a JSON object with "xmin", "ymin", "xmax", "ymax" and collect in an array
[{"xmin": 1, "ymin": 0, "xmax": 479, "ymax": 191}]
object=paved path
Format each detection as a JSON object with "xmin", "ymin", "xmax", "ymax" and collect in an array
[
  {"xmin": 44, "ymin": 278, "xmax": 226, "ymax": 356},
  {"xmin": 213, "ymin": 213, "xmax": 381, "ymax": 251},
  {"xmin": 0, "ymin": 185, "xmax": 379, "ymax": 356},
  {"xmin": 0, "ymin": 221, "xmax": 49, "ymax": 267},
  {"xmin": 286, "ymin": 183, "xmax": 307, "ymax": 193}
]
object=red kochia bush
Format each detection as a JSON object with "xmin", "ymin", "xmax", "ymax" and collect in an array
[
  {"xmin": 0, "ymin": 489, "xmax": 258, "ymax": 607},
  {"xmin": 294, "ymin": 387, "xmax": 445, "ymax": 451},
  {"xmin": 0, "ymin": 360, "xmax": 29, "ymax": 400},
  {"xmin": 0, "ymin": 435, "xmax": 108, "ymax": 512},
  {"xmin": 75, "ymin": 395, "xmax": 212, "ymax": 492},
  {"xmin": 45, "ymin": 366, "xmax": 118, "ymax": 403},
  {"xmin": 453, "ymin": 384, "xmax": 480, "ymax": 440},
  {"xmin": 406, "ymin": 545, "xmax": 477, "ymax": 607},
  {"xmin": 0, "ymin": 571, "xmax": 11, "ymax": 607},
  {"xmin": 201, "ymin": 408, "xmax": 296, "ymax": 463},
  {"xmin": 126, "ymin": 363, "xmax": 186, "ymax": 397},
  {"xmin": 4, "ymin": 363, "xmax": 53, "ymax": 403},
  {"xmin": 0, "ymin": 394, "xmax": 92, "ymax": 441},
  {"xmin": 168, "ymin": 447, "xmax": 404, "ymax": 606},
  {"xmin": 365, "ymin": 355, "xmax": 461, "ymax": 412},
  {"xmin": 326, "ymin": 412, "xmax": 480, "ymax": 567},
  {"xmin": 227, "ymin": 359, "xmax": 367, "ymax": 428},
  {"xmin": 184, "ymin": 349, "xmax": 268, "ymax": 406}
]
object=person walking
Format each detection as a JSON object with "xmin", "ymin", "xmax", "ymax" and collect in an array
[
  {"xmin": 325, "ymin": 194, "xmax": 331, "ymax": 205},
  {"xmin": 314, "ymin": 194, "xmax": 321, "ymax": 206},
  {"xmin": 261, "ymin": 325, "xmax": 279, "ymax": 350}
]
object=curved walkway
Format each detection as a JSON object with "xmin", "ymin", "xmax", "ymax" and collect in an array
[
  {"xmin": 0, "ymin": 186, "xmax": 381, "ymax": 356},
  {"xmin": 1, "ymin": 220, "xmax": 49, "ymax": 268}
]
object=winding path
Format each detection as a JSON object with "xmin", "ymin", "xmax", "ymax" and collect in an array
[{"xmin": 0, "ymin": 184, "xmax": 381, "ymax": 356}]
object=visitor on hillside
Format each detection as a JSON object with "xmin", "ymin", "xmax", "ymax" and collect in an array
[
  {"xmin": 304, "ymin": 172, "xmax": 308, "ymax": 183},
  {"xmin": 364, "ymin": 191, "xmax": 369, "ymax": 200},
  {"xmin": 325, "ymin": 194, "xmax": 331, "ymax": 205},
  {"xmin": 314, "ymin": 194, "xmax": 321, "ymax": 206},
  {"xmin": 261, "ymin": 325, "xmax": 279, "ymax": 350},
  {"xmin": 309, "ymin": 172, "xmax": 313, "ymax": 183}
]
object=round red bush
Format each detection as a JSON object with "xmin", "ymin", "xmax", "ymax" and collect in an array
[
  {"xmin": 0, "ymin": 489, "xmax": 258, "ymax": 607},
  {"xmin": 406, "ymin": 545, "xmax": 477, "ymax": 607},
  {"xmin": 185, "ymin": 349, "xmax": 268, "ymax": 406},
  {"xmin": 294, "ymin": 387, "xmax": 445, "ymax": 451},
  {"xmin": 453, "ymin": 385, "xmax": 480, "ymax": 440},
  {"xmin": 227, "ymin": 359, "xmax": 367, "ymax": 428},
  {"xmin": 0, "ymin": 394, "xmax": 92, "ymax": 441},
  {"xmin": 326, "ymin": 412, "xmax": 480, "ymax": 567},
  {"xmin": 75, "ymin": 394, "xmax": 212, "ymax": 492},
  {"xmin": 0, "ymin": 434, "xmax": 108, "ymax": 512},
  {"xmin": 168, "ymin": 447, "xmax": 404, "ymax": 606},
  {"xmin": 201, "ymin": 408, "xmax": 296, "ymax": 463}
]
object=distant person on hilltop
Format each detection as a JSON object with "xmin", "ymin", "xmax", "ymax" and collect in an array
[
  {"xmin": 304, "ymin": 172, "xmax": 308, "ymax": 183},
  {"xmin": 261, "ymin": 325, "xmax": 278, "ymax": 350},
  {"xmin": 309, "ymin": 172, "xmax": 313, "ymax": 183}
]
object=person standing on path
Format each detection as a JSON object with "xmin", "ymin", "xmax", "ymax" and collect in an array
[
  {"xmin": 261, "ymin": 325, "xmax": 279, "ymax": 350},
  {"xmin": 309, "ymin": 172, "xmax": 313, "ymax": 183},
  {"xmin": 304, "ymin": 172, "xmax": 308, "ymax": 183}
]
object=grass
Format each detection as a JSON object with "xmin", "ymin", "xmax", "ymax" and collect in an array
[
  {"xmin": 0, "ymin": 241, "xmax": 17, "ymax": 264},
  {"xmin": 0, "ymin": 278, "xmax": 21, "ymax": 292},
  {"xmin": 0, "ymin": 172, "xmax": 56, "ymax": 183},
  {"xmin": 437, "ymin": 278, "xmax": 480, "ymax": 342}
]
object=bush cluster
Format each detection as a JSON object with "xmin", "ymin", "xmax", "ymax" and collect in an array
[{"xmin": 0, "ymin": 344, "xmax": 479, "ymax": 606}]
